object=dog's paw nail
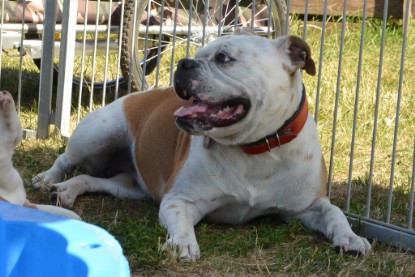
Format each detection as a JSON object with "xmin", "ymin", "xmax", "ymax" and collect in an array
[
  {"xmin": 178, "ymin": 256, "xmax": 191, "ymax": 262},
  {"xmin": 50, "ymin": 192, "xmax": 58, "ymax": 204},
  {"xmin": 342, "ymin": 247, "xmax": 363, "ymax": 256},
  {"xmin": 178, "ymin": 254, "xmax": 198, "ymax": 262}
]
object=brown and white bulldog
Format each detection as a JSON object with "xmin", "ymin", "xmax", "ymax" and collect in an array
[
  {"xmin": 0, "ymin": 90, "xmax": 79, "ymax": 219},
  {"xmin": 33, "ymin": 33, "xmax": 370, "ymax": 260}
]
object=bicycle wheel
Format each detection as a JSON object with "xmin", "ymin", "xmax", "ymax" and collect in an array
[{"xmin": 120, "ymin": 0, "xmax": 287, "ymax": 91}]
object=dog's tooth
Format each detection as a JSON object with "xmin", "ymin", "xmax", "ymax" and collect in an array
[
  {"xmin": 216, "ymin": 106, "xmax": 231, "ymax": 116},
  {"xmin": 223, "ymin": 106, "xmax": 231, "ymax": 113}
]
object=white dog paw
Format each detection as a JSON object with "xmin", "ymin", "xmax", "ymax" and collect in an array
[
  {"xmin": 162, "ymin": 237, "xmax": 200, "ymax": 262},
  {"xmin": 31, "ymin": 173, "xmax": 47, "ymax": 188},
  {"xmin": 50, "ymin": 184, "xmax": 77, "ymax": 208},
  {"xmin": 32, "ymin": 170, "xmax": 63, "ymax": 188},
  {"xmin": 332, "ymin": 231, "xmax": 371, "ymax": 255}
]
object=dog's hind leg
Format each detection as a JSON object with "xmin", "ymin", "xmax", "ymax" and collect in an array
[
  {"xmin": 32, "ymin": 153, "xmax": 75, "ymax": 188},
  {"xmin": 33, "ymin": 98, "xmax": 130, "ymax": 187},
  {"xmin": 49, "ymin": 173, "xmax": 145, "ymax": 208}
]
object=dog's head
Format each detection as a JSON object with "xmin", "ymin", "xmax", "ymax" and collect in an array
[
  {"xmin": 173, "ymin": 33, "xmax": 315, "ymax": 145},
  {"xmin": 0, "ymin": 91, "xmax": 22, "ymax": 148}
]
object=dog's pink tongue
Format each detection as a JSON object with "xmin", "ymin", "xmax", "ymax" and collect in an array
[{"xmin": 174, "ymin": 103, "xmax": 208, "ymax": 117}]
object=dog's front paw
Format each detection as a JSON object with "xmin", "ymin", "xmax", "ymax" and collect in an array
[
  {"xmin": 32, "ymin": 170, "xmax": 62, "ymax": 189},
  {"xmin": 162, "ymin": 236, "xmax": 200, "ymax": 262},
  {"xmin": 49, "ymin": 183, "xmax": 78, "ymax": 208},
  {"xmin": 332, "ymin": 230, "xmax": 371, "ymax": 255}
]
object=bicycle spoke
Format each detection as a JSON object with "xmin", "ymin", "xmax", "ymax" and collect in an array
[{"xmin": 120, "ymin": 0, "xmax": 286, "ymax": 90}]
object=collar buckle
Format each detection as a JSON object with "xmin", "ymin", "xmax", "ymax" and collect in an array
[
  {"xmin": 275, "ymin": 133, "xmax": 281, "ymax": 148},
  {"xmin": 265, "ymin": 137, "xmax": 271, "ymax": 151}
]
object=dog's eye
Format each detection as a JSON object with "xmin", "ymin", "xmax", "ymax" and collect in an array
[{"xmin": 216, "ymin": 52, "xmax": 232, "ymax": 63}]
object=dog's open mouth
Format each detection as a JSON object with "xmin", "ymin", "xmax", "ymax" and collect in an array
[{"xmin": 174, "ymin": 98, "xmax": 250, "ymax": 131}]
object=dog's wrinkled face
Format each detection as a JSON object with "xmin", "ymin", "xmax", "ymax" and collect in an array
[
  {"xmin": 173, "ymin": 33, "xmax": 315, "ymax": 145},
  {"xmin": 0, "ymin": 91, "xmax": 22, "ymax": 148}
]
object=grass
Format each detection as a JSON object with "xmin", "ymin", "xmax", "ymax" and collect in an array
[{"xmin": 2, "ymin": 16, "xmax": 415, "ymax": 275}]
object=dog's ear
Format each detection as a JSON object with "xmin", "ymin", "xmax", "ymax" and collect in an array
[
  {"xmin": 233, "ymin": 27, "xmax": 257, "ymax": 36},
  {"xmin": 278, "ymin": 35, "xmax": 316, "ymax": 76}
]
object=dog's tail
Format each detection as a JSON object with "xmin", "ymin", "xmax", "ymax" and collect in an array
[{"xmin": 24, "ymin": 201, "xmax": 80, "ymax": 220}]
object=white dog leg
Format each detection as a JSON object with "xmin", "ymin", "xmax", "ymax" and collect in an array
[
  {"xmin": 50, "ymin": 173, "xmax": 145, "ymax": 207},
  {"xmin": 297, "ymin": 197, "xmax": 371, "ymax": 255},
  {"xmin": 33, "ymin": 99, "xmax": 129, "ymax": 188},
  {"xmin": 159, "ymin": 195, "xmax": 215, "ymax": 262},
  {"xmin": 32, "ymin": 153, "xmax": 74, "ymax": 188}
]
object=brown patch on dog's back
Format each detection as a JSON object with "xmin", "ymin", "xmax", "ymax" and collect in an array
[
  {"xmin": 123, "ymin": 88, "xmax": 191, "ymax": 202},
  {"xmin": 163, "ymin": 131, "xmax": 190, "ymax": 197}
]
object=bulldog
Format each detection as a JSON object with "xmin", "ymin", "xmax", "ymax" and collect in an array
[
  {"xmin": 0, "ymin": 90, "xmax": 79, "ymax": 219},
  {"xmin": 32, "ymin": 32, "xmax": 370, "ymax": 260}
]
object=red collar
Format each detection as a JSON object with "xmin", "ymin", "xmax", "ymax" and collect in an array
[{"xmin": 240, "ymin": 87, "xmax": 309, "ymax": 155}]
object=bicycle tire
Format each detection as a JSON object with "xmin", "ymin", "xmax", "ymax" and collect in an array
[
  {"xmin": 121, "ymin": 0, "xmax": 171, "ymax": 91},
  {"xmin": 120, "ymin": 0, "xmax": 287, "ymax": 91}
]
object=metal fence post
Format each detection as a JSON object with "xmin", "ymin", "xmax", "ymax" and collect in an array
[
  {"xmin": 37, "ymin": 0, "xmax": 58, "ymax": 138},
  {"xmin": 55, "ymin": 0, "xmax": 79, "ymax": 138}
]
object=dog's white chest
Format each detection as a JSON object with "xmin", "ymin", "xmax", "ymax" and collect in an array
[
  {"xmin": 230, "ymin": 165, "xmax": 309, "ymax": 209},
  {"xmin": 174, "ymin": 137, "xmax": 319, "ymax": 224}
]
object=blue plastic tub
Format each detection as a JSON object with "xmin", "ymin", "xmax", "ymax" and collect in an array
[{"xmin": 0, "ymin": 201, "xmax": 130, "ymax": 277}]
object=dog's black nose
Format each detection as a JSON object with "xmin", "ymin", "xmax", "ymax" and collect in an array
[
  {"xmin": 174, "ymin": 59, "xmax": 201, "ymax": 100},
  {"xmin": 177, "ymin": 58, "xmax": 199, "ymax": 70}
]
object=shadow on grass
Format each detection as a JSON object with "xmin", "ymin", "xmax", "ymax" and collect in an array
[
  {"xmin": 330, "ymin": 177, "xmax": 414, "ymax": 230},
  {"xmin": 0, "ymin": 65, "xmax": 128, "ymax": 112},
  {"xmin": 0, "ymin": 63, "xmax": 41, "ymax": 108}
]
